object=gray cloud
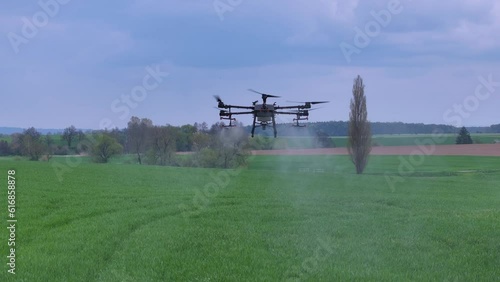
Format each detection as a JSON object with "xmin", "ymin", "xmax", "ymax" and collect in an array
[{"xmin": 1, "ymin": 0, "xmax": 499, "ymax": 129}]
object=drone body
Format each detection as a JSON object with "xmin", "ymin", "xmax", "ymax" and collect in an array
[{"xmin": 215, "ymin": 89, "xmax": 328, "ymax": 138}]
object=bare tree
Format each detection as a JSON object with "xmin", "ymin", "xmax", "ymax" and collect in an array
[
  {"xmin": 19, "ymin": 127, "xmax": 45, "ymax": 161},
  {"xmin": 9, "ymin": 133, "xmax": 22, "ymax": 155},
  {"xmin": 77, "ymin": 130, "xmax": 86, "ymax": 142},
  {"xmin": 194, "ymin": 122, "xmax": 209, "ymax": 133},
  {"xmin": 347, "ymin": 75, "xmax": 372, "ymax": 174},
  {"xmin": 62, "ymin": 125, "xmax": 77, "ymax": 148},
  {"xmin": 127, "ymin": 116, "xmax": 153, "ymax": 164},
  {"xmin": 193, "ymin": 122, "xmax": 249, "ymax": 168},
  {"xmin": 43, "ymin": 133, "xmax": 54, "ymax": 161},
  {"xmin": 192, "ymin": 131, "xmax": 211, "ymax": 152},
  {"xmin": 0, "ymin": 140, "xmax": 11, "ymax": 156},
  {"xmin": 146, "ymin": 125, "xmax": 177, "ymax": 166},
  {"xmin": 216, "ymin": 125, "xmax": 249, "ymax": 168}
]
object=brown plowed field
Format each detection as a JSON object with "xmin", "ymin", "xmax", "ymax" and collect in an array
[{"xmin": 251, "ymin": 144, "xmax": 500, "ymax": 156}]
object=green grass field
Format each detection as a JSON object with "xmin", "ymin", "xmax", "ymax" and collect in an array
[{"xmin": 1, "ymin": 155, "xmax": 500, "ymax": 281}]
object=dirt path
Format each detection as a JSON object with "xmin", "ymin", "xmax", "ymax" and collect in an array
[{"xmin": 251, "ymin": 144, "xmax": 500, "ymax": 156}]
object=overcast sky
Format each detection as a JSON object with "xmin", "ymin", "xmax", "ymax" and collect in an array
[{"xmin": 1, "ymin": 0, "xmax": 499, "ymax": 130}]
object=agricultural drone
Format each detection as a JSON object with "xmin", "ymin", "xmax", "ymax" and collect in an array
[{"xmin": 214, "ymin": 89, "xmax": 329, "ymax": 137}]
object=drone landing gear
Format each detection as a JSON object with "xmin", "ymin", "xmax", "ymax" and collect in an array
[
  {"xmin": 272, "ymin": 115, "xmax": 277, "ymax": 138},
  {"xmin": 251, "ymin": 115, "xmax": 256, "ymax": 137},
  {"xmin": 220, "ymin": 116, "xmax": 237, "ymax": 128},
  {"xmin": 219, "ymin": 108, "xmax": 237, "ymax": 128},
  {"xmin": 293, "ymin": 117, "xmax": 308, "ymax": 127}
]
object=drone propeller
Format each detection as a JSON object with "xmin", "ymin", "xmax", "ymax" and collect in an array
[
  {"xmin": 286, "ymin": 100, "xmax": 329, "ymax": 105},
  {"xmin": 248, "ymin": 89, "xmax": 281, "ymax": 98},
  {"xmin": 289, "ymin": 107, "xmax": 320, "ymax": 113},
  {"xmin": 213, "ymin": 107, "xmax": 231, "ymax": 118},
  {"xmin": 214, "ymin": 95, "xmax": 227, "ymax": 108},
  {"xmin": 213, "ymin": 95, "xmax": 223, "ymax": 103}
]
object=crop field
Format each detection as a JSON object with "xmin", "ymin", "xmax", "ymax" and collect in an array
[
  {"xmin": 1, "ymin": 154, "xmax": 500, "ymax": 281},
  {"xmin": 276, "ymin": 133, "xmax": 500, "ymax": 149}
]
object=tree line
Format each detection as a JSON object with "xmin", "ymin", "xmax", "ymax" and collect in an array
[
  {"xmin": 0, "ymin": 117, "xmax": 500, "ymax": 163},
  {"xmin": 0, "ymin": 118, "xmax": 251, "ymax": 168},
  {"xmin": 0, "ymin": 117, "xmax": 497, "ymax": 167}
]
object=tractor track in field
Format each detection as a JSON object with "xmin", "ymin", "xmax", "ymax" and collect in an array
[
  {"xmin": 251, "ymin": 144, "xmax": 500, "ymax": 156},
  {"xmin": 95, "ymin": 208, "xmax": 187, "ymax": 275}
]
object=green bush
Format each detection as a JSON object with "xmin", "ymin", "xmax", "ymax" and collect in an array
[{"xmin": 90, "ymin": 134, "xmax": 123, "ymax": 163}]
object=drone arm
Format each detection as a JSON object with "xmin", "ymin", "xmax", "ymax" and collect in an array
[
  {"xmin": 219, "ymin": 105, "xmax": 254, "ymax": 110},
  {"xmin": 274, "ymin": 111, "xmax": 301, "ymax": 115},
  {"xmin": 276, "ymin": 105, "xmax": 306, "ymax": 110},
  {"xmin": 225, "ymin": 111, "xmax": 255, "ymax": 115}
]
